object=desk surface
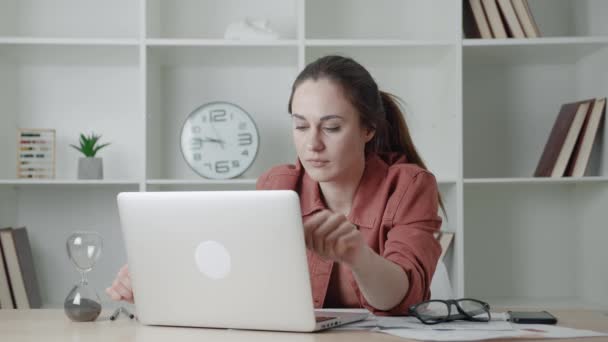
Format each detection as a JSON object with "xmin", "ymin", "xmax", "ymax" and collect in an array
[{"xmin": 1, "ymin": 309, "xmax": 607, "ymax": 342}]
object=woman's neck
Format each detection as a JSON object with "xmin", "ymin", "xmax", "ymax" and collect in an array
[{"xmin": 318, "ymin": 157, "xmax": 366, "ymax": 216}]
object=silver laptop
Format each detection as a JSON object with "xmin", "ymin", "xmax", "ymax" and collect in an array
[{"xmin": 116, "ymin": 190, "xmax": 369, "ymax": 332}]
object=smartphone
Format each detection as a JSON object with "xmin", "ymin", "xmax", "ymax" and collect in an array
[{"xmin": 507, "ymin": 311, "xmax": 558, "ymax": 324}]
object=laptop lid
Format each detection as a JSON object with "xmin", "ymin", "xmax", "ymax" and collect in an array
[{"xmin": 117, "ymin": 190, "xmax": 319, "ymax": 332}]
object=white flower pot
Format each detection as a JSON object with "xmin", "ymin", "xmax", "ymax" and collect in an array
[{"xmin": 78, "ymin": 157, "xmax": 103, "ymax": 179}]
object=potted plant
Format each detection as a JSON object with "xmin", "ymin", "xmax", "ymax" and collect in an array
[{"xmin": 70, "ymin": 133, "xmax": 110, "ymax": 180}]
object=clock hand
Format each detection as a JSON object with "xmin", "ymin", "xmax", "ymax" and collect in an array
[
  {"xmin": 206, "ymin": 137, "xmax": 226, "ymax": 142},
  {"xmin": 191, "ymin": 137, "xmax": 227, "ymax": 149},
  {"xmin": 207, "ymin": 119, "xmax": 229, "ymax": 149},
  {"xmin": 203, "ymin": 136, "xmax": 227, "ymax": 149},
  {"xmin": 210, "ymin": 121, "xmax": 229, "ymax": 147}
]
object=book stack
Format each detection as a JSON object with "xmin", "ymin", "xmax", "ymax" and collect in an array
[
  {"xmin": 534, "ymin": 97, "xmax": 607, "ymax": 178},
  {"xmin": 463, "ymin": 0, "xmax": 541, "ymax": 39},
  {"xmin": 0, "ymin": 227, "xmax": 42, "ymax": 309}
]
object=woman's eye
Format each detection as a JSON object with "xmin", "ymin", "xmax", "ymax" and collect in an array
[
  {"xmin": 323, "ymin": 126, "xmax": 340, "ymax": 132},
  {"xmin": 295, "ymin": 126, "xmax": 308, "ymax": 131}
]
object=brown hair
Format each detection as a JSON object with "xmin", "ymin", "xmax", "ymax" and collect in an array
[{"xmin": 288, "ymin": 55, "xmax": 445, "ymax": 216}]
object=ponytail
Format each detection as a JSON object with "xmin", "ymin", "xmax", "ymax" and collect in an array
[{"xmin": 377, "ymin": 91, "xmax": 446, "ymax": 218}]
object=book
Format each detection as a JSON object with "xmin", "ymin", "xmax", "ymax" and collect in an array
[
  {"xmin": 565, "ymin": 97, "xmax": 607, "ymax": 177},
  {"xmin": 0, "ymin": 227, "xmax": 16, "ymax": 309},
  {"xmin": 534, "ymin": 99, "xmax": 593, "ymax": 177},
  {"xmin": 464, "ymin": 0, "xmax": 493, "ymax": 39},
  {"xmin": 0, "ymin": 227, "xmax": 42, "ymax": 309},
  {"xmin": 481, "ymin": 0, "xmax": 507, "ymax": 38},
  {"xmin": 434, "ymin": 231, "xmax": 455, "ymax": 261},
  {"xmin": 496, "ymin": 0, "xmax": 525, "ymax": 38},
  {"xmin": 511, "ymin": 0, "xmax": 541, "ymax": 37}
]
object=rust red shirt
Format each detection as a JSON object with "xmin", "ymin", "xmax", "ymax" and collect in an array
[{"xmin": 256, "ymin": 152, "xmax": 442, "ymax": 315}]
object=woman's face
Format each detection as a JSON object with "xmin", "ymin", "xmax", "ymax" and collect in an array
[{"xmin": 290, "ymin": 78, "xmax": 374, "ymax": 183}]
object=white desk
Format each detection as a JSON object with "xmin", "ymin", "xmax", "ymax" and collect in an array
[{"xmin": 1, "ymin": 309, "xmax": 607, "ymax": 342}]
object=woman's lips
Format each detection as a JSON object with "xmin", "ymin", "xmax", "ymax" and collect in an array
[{"xmin": 307, "ymin": 160, "xmax": 329, "ymax": 167}]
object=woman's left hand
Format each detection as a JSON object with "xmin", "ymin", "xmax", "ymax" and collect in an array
[{"xmin": 303, "ymin": 209, "xmax": 367, "ymax": 266}]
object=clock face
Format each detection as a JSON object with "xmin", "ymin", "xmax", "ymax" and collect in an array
[{"xmin": 180, "ymin": 102, "xmax": 259, "ymax": 179}]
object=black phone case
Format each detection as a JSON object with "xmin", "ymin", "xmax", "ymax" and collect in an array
[{"xmin": 508, "ymin": 311, "xmax": 558, "ymax": 324}]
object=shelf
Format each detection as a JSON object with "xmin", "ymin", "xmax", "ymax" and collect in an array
[
  {"xmin": 0, "ymin": 43, "xmax": 138, "ymax": 65},
  {"xmin": 0, "ymin": 179, "xmax": 139, "ymax": 185},
  {"xmin": 0, "ymin": 37, "xmax": 139, "ymax": 46},
  {"xmin": 464, "ymin": 36, "xmax": 608, "ymax": 46},
  {"xmin": 463, "ymin": 38, "xmax": 608, "ymax": 179},
  {"xmin": 146, "ymin": 44, "xmax": 298, "ymax": 65},
  {"xmin": 147, "ymin": 179, "xmax": 257, "ymax": 186},
  {"xmin": 305, "ymin": 39, "xmax": 457, "ymax": 47},
  {"xmin": 0, "ymin": 44, "xmax": 142, "ymax": 180},
  {"xmin": 437, "ymin": 179, "xmax": 458, "ymax": 185},
  {"xmin": 146, "ymin": 39, "xmax": 298, "ymax": 47},
  {"xmin": 464, "ymin": 37, "xmax": 608, "ymax": 65},
  {"xmin": 0, "ymin": 180, "xmax": 140, "ymax": 189},
  {"xmin": 465, "ymin": 185, "xmax": 579, "ymax": 303},
  {"xmin": 464, "ymin": 184, "xmax": 608, "ymax": 307},
  {"xmin": 464, "ymin": 177, "xmax": 608, "ymax": 185},
  {"xmin": 147, "ymin": 178, "xmax": 457, "ymax": 187}
]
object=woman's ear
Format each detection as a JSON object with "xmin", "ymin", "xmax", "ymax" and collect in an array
[{"xmin": 364, "ymin": 127, "xmax": 375, "ymax": 143}]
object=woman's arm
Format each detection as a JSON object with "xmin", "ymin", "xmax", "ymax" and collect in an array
[
  {"xmin": 349, "ymin": 245, "xmax": 409, "ymax": 311},
  {"xmin": 304, "ymin": 171, "xmax": 442, "ymax": 314},
  {"xmin": 304, "ymin": 210, "xmax": 410, "ymax": 311}
]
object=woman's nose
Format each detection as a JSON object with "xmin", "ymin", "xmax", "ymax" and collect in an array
[{"xmin": 306, "ymin": 129, "xmax": 325, "ymax": 152}]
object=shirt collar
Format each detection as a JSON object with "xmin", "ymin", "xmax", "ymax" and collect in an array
[{"xmin": 299, "ymin": 153, "xmax": 398, "ymax": 228}]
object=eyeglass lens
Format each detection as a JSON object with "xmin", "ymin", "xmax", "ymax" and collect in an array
[
  {"xmin": 414, "ymin": 299, "xmax": 490, "ymax": 323},
  {"xmin": 457, "ymin": 299, "xmax": 490, "ymax": 321},
  {"xmin": 415, "ymin": 301, "xmax": 450, "ymax": 323}
]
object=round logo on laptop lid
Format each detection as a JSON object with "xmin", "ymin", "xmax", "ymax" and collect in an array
[{"xmin": 195, "ymin": 241, "xmax": 231, "ymax": 279}]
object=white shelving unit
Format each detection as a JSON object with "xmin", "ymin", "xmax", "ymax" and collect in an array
[
  {"xmin": 0, "ymin": 0, "xmax": 606, "ymax": 310},
  {"xmin": 462, "ymin": 0, "xmax": 608, "ymax": 310}
]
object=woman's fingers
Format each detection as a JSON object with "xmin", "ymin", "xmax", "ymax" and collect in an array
[
  {"xmin": 325, "ymin": 222, "xmax": 356, "ymax": 256},
  {"xmin": 106, "ymin": 263, "xmax": 135, "ymax": 303},
  {"xmin": 119, "ymin": 272, "xmax": 132, "ymax": 290},
  {"xmin": 303, "ymin": 210, "xmax": 330, "ymax": 251},
  {"xmin": 304, "ymin": 210, "xmax": 362, "ymax": 263},
  {"xmin": 118, "ymin": 264, "xmax": 129, "ymax": 278},
  {"xmin": 112, "ymin": 279, "xmax": 133, "ymax": 300},
  {"xmin": 313, "ymin": 213, "xmax": 344, "ymax": 255},
  {"xmin": 335, "ymin": 229, "xmax": 360, "ymax": 260},
  {"xmin": 105, "ymin": 287, "xmax": 122, "ymax": 301}
]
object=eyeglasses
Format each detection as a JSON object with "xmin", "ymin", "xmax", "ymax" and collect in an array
[{"xmin": 408, "ymin": 298, "xmax": 491, "ymax": 325}]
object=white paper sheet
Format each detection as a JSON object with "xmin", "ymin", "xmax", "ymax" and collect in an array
[
  {"xmin": 334, "ymin": 312, "xmax": 608, "ymax": 341},
  {"xmin": 378, "ymin": 324, "xmax": 608, "ymax": 341},
  {"xmin": 335, "ymin": 312, "xmax": 513, "ymax": 331},
  {"xmin": 510, "ymin": 323, "xmax": 608, "ymax": 339}
]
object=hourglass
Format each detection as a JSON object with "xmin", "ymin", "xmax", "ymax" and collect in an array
[{"xmin": 64, "ymin": 231, "xmax": 103, "ymax": 322}]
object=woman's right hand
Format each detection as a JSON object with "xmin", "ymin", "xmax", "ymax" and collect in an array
[{"xmin": 105, "ymin": 264, "xmax": 135, "ymax": 304}]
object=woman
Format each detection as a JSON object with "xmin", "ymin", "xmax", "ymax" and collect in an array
[{"xmin": 107, "ymin": 55, "xmax": 443, "ymax": 315}]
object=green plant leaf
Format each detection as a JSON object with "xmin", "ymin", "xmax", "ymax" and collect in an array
[
  {"xmin": 92, "ymin": 142, "xmax": 111, "ymax": 156},
  {"xmin": 72, "ymin": 132, "xmax": 110, "ymax": 157},
  {"xmin": 69, "ymin": 144, "xmax": 83, "ymax": 153}
]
